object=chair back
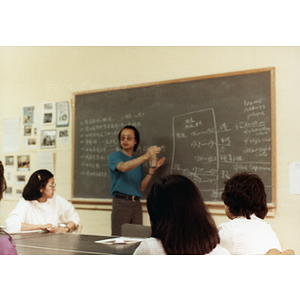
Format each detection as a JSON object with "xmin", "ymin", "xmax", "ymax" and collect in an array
[
  {"xmin": 73, "ymin": 223, "xmax": 83, "ymax": 234},
  {"xmin": 265, "ymin": 248, "xmax": 295, "ymax": 255},
  {"xmin": 121, "ymin": 223, "xmax": 151, "ymax": 238}
]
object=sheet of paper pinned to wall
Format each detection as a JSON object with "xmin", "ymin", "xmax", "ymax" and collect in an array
[
  {"xmin": 37, "ymin": 151, "xmax": 54, "ymax": 174},
  {"xmin": 289, "ymin": 162, "xmax": 300, "ymax": 194},
  {"xmin": 3, "ymin": 118, "xmax": 20, "ymax": 152}
]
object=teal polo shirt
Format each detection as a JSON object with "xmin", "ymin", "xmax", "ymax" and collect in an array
[{"xmin": 108, "ymin": 151, "xmax": 145, "ymax": 197}]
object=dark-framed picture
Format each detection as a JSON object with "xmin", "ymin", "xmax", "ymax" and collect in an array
[{"xmin": 41, "ymin": 130, "xmax": 57, "ymax": 148}]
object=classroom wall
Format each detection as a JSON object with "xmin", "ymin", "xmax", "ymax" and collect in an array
[{"xmin": 0, "ymin": 46, "xmax": 299, "ymax": 253}]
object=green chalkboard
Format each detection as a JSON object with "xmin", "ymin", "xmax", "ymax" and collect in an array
[{"xmin": 72, "ymin": 68, "xmax": 276, "ymax": 206}]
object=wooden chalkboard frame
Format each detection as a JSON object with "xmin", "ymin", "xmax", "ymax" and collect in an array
[{"xmin": 71, "ymin": 67, "xmax": 276, "ymax": 209}]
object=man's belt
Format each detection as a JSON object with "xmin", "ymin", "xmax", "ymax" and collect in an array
[{"xmin": 115, "ymin": 193, "xmax": 141, "ymax": 202}]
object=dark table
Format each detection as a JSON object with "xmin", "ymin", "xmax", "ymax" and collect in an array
[{"xmin": 12, "ymin": 232, "xmax": 141, "ymax": 255}]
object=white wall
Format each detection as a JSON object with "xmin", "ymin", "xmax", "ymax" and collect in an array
[{"xmin": 0, "ymin": 46, "xmax": 299, "ymax": 252}]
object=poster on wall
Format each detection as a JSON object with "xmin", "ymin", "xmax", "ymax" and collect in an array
[
  {"xmin": 23, "ymin": 106, "xmax": 34, "ymax": 124},
  {"xmin": 56, "ymin": 101, "xmax": 69, "ymax": 127},
  {"xmin": 17, "ymin": 155, "xmax": 30, "ymax": 171},
  {"xmin": 23, "ymin": 138, "xmax": 37, "ymax": 149},
  {"xmin": 5, "ymin": 170, "xmax": 12, "ymax": 184},
  {"xmin": 58, "ymin": 128, "xmax": 70, "ymax": 144},
  {"xmin": 5, "ymin": 156, "xmax": 14, "ymax": 166},
  {"xmin": 3, "ymin": 118, "xmax": 20, "ymax": 152},
  {"xmin": 5, "ymin": 187, "xmax": 12, "ymax": 196},
  {"xmin": 42, "ymin": 102, "xmax": 54, "ymax": 125},
  {"xmin": 37, "ymin": 151, "xmax": 54, "ymax": 173},
  {"xmin": 24, "ymin": 125, "xmax": 32, "ymax": 136},
  {"xmin": 41, "ymin": 130, "xmax": 56, "ymax": 148},
  {"xmin": 16, "ymin": 175, "xmax": 26, "ymax": 185}
]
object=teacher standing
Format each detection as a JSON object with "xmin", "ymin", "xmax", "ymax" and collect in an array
[{"xmin": 108, "ymin": 125, "xmax": 165, "ymax": 236}]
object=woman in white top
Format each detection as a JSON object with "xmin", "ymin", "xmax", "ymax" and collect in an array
[
  {"xmin": 134, "ymin": 174, "xmax": 230, "ymax": 255},
  {"xmin": 5, "ymin": 169, "xmax": 80, "ymax": 233},
  {"xmin": 218, "ymin": 172, "xmax": 281, "ymax": 255}
]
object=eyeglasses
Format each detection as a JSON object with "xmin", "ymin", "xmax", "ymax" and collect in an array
[
  {"xmin": 48, "ymin": 183, "xmax": 56, "ymax": 188},
  {"xmin": 120, "ymin": 136, "xmax": 135, "ymax": 141}
]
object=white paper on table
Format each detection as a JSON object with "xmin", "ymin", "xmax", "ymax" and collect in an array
[
  {"xmin": 95, "ymin": 237, "xmax": 144, "ymax": 244},
  {"xmin": 289, "ymin": 162, "xmax": 300, "ymax": 194},
  {"xmin": 37, "ymin": 151, "xmax": 54, "ymax": 173}
]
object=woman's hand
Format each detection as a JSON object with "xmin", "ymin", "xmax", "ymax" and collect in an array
[
  {"xmin": 41, "ymin": 224, "xmax": 56, "ymax": 232},
  {"xmin": 57, "ymin": 222, "xmax": 76, "ymax": 233},
  {"xmin": 57, "ymin": 226, "xmax": 70, "ymax": 233}
]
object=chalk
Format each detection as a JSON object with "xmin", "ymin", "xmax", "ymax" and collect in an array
[{"xmin": 151, "ymin": 155, "xmax": 157, "ymax": 168}]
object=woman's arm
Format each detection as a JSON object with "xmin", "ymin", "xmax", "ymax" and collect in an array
[
  {"xmin": 5, "ymin": 199, "xmax": 28, "ymax": 233},
  {"xmin": 21, "ymin": 223, "xmax": 56, "ymax": 232},
  {"xmin": 58, "ymin": 195, "xmax": 80, "ymax": 231}
]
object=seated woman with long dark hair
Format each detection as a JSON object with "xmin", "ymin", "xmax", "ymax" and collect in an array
[{"xmin": 134, "ymin": 174, "xmax": 229, "ymax": 255}]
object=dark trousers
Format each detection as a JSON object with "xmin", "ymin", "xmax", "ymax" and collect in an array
[{"xmin": 111, "ymin": 196, "xmax": 143, "ymax": 236}]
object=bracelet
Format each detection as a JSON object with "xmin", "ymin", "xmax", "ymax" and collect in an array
[{"xmin": 147, "ymin": 172, "xmax": 153, "ymax": 176}]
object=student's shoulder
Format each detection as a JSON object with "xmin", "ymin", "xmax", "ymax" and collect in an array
[
  {"xmin": 0, "ymin": 235, "xmax": 17, "ymax": 255},
  {"xmin": 218, "ymin": 217, "xmax": 247, "ymax": 228},
  {"xmin": 52, "ymin": 194, "xmax": 68, "ymax": 203},
  {"xmin": 208, "ymin": 244, "xmax": 231, "ymax": 255},
  {"xmin": 142, "ymin": 238, "xmax": 166, "ymax": 254},
  {"xmin": 15, "ymin": 198, "xmax": 30, "ymax": 208},
  {"xmin": 217, "ymin": 219, "xmax": 241, "ymax": 235},
  {"xmin": 134, "ymin": 237, "xmax": 165, "ymax": 255}
]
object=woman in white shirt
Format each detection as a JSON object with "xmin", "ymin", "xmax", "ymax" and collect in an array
[
  {"xmin": 218, "ymin": 172, "xmax": 281, "ymax": 255},
  {"xmin": 5, "ymin": 169, "xmax": 80, "ymax": 233},
  {"xmin": 134, "ymin": 174, "xmax": 229, "ymax": 255}
]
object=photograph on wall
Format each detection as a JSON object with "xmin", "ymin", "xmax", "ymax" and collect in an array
[
  {"xmin": 5, "ymin": 170, "xmax": 12, "ymax": 184},
  {"xmin": 28, "ymin": 138, "xmax": 37, "ymax": 146},
  {"xmin": 56, "ymin": 101, "xmax": 69, "ymax": 127},
  {"xmin": 42, "ymin": 102, "xmax": 54, "ymax": 125},
  {"xmin": 16, "ymin": 175, "xmax": 26, "ymax": 185},
  {"xmin": 24, "ymin": 125, "xmax": 32, "ymax": 136},
  {"xmin": 16, "ymin": 189, "xmax": 22, "ymax": 197},
  {"xmin": 5, "ymin": 156, "xmax": 14, "ymax": 166},
  {"xmin": 17, "ymin": 155, "xmax": 30, "ymax": 171},
  {"xmin": 5, "ymin": 187, "xmax": 12, "ymax": 196},
  {"xmin": 41, "ymin": 130, "xmax": 56, "ymax": 148},
  {"xmin": 58, "ymin": 128, "xmax": 70, "ymax": 144},
  {"xmin": 23, "ymin": 106, "xmax": 34, "ymax": 124},
  {"xmin": 23, "ymin": 138, "xmax": 37, "ymax": 149}
]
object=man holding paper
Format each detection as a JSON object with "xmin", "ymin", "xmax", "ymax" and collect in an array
[{"xmin": 108, "ymin": 125, "xmax": 165, "ymax": 236}]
